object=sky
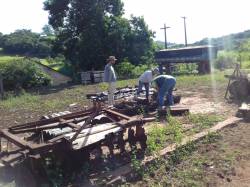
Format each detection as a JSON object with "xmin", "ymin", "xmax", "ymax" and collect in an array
[{"xmin": 0, "ymin": 0, "xmax": 250, "ymax": 44}]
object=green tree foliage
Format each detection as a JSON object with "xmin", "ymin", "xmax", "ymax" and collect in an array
[
  {"xmin": 0, "ymin": 32, "xmax": 3, "ymax": 48},
  {"xmin": 1, "ymin": 29, "xmax": 53, "ymax": 57},
  {"xmin": 0, "ymin": 58, "xmax": 51, "ymax": 90},
  {"xmin": 42, "ymin": 24, "xmax": 55, "ymax": 37},
  {"xmin": 44, "ymin": 0, "xmax": 155, "ymax": 71},
  {"xmin": 214, "ymin": 51, "xmax": 237, "ymax": 70},
  {"xmin": 116, "ymin": 58, "xmax": 150, "ymax": 79}
]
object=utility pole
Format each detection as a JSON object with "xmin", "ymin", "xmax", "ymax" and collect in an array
[
  {"xmin": 181, "ymin": 16, "xmax": 187, "ymax": 46},
  {"xmin": 161, "ymin": 24, "xmax": 170, "ymax": 49}
]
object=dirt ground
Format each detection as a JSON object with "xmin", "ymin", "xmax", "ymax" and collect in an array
[
  {"xmin": 205, "ymin": 121, "xmax": 250, "ymax": 187},
  {"xmin": 171, "ymin": 89, "xmax": 250, "ymax": 187},
  {"xmin": 1, "ymin": 82, "xmax": 250, "ymax": 186}
]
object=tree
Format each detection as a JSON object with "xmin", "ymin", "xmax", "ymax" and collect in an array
[
  {"xmin": 1, "ymin": 29, "xmax": 52, "ymax": 57},
  {"xmin": 44, "ymin": 0, "xmax": 155, "ymax": 71},
  {"xmin": 0, "ymin": 32, "xmax": 3, "ymax": 48},
  {"xmin": 42, "ymin": 24, "xmax": 55, "ymax": 36}
]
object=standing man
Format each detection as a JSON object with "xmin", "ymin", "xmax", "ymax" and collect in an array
[
  {"xmin": 104, "ymin": 56, "xmax": 117, "ymax": 106},
  {"xmin": 152, "ymin": 74, "xmax": 176, "ymax": 109},
  {"xmin": 137, "ymin": 68, "xmax": 159, "ymax": 101}
]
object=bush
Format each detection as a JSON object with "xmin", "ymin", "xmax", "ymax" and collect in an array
[
  {"xmin": 116, "ymin": 59, "xmax": 152, "ymax": 79},
  {"xmin": 0, "ymin": 58, "xmax": 51, "ymax": 90},
  {"xmin": 214, "ymin": 51, "xmax": 237, "ymax": 70}
]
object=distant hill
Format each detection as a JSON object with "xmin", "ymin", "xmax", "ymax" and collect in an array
[
  {"xmin": 193, "ymin": 30, "xmax": 250, "ymax": 50},
  {"xmin": 156, "ymin": 29, "xmax": 250, "ymax": 50},
  {"xmin": 155, "ymin": 40, "xmax": 185, "ymax": 49}
]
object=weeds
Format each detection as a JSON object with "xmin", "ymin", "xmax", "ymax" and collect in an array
[
  {"xmin": 186, "ymin": 113, "xmax": 223, "ymax": 132},
  {"xmin": 166, "ymin": 115, "xmax": 184, "ymax": 144},
  {"xmin": 131, "ymin": 149, "xmax": 144, "ymax": 177},
  {"xmin": 0, "ymin": 91, "xmax": 40, "ymax": 110},
  {"xmin": 146, "ymin": 124, "xmax": 168, "ymax": 155}
]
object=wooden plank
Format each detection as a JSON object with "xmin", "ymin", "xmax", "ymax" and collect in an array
[
  {"xmin": 91, "ymin": 117, "xmax": 241, "ymax": 185},
  {"xmin": 118, "ymin": 117, "xmax": 156, "ymax": 128},
  {"xmin": 145, "ymin": 117, "xmax": 242, "ymax": 164},
  {"xmin": 0, "ymin": 129, "xmax": 31, "ymax": 149},
  {"xmin": 1, "ymin": 149, "xmax": 30, "ymax": 166},
  {"xmin": 59, "ymin": 119, "xmax": 79, "ymax": 129},
  {"xmin": 104, "ymin": 109, "xmax": 131, "ymax": 120},
  {"xmin": 170, "ymin": 105, "xmax": 189, "ymax": 115}
]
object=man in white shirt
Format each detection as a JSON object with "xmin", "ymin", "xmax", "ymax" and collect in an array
[
  {"xmin": 104, "ymin": 56, "xmax": 117, "ymax": 106},
  {"xmin": 137, "ymin": 68, "xmax": 159, "ymax": 101}
]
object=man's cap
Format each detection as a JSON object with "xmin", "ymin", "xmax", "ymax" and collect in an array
[
  {"xmin": 106, "ymin": 56, "xmax": 117, "ymax": 62},
  {"xmin": 152, "ymin": 67, "xmax": 159, "ymax": 74}
]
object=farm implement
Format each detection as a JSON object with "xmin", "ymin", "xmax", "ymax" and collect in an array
[{"xmin": 0, "ymin": 86, "xmax": 189, "ymax": 186}]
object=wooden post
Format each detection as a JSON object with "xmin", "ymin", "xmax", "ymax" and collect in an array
[{"xmin": 0, "ymin": 74, "xmax": 4, "ymax": 99}]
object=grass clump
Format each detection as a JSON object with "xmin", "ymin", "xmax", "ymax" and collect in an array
[
  {"xmin": 0, "ymin": 92, "xmax": 40, "ymax": 110},
  {"xmin": 146, "ymin": 124, "xmax": 168, "ymax": 155},
  {"xmin": 186, "ymin": 113, "xmax": 223, "ymax": 132},
  {"xmin": 166, "ymin": 115, "xmax": 184, "ymax": 144}
]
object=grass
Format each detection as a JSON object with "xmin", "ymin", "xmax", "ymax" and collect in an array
[
  {"xmin": 129, "ymin": 111, "xmax": 225, "ymax": 185},
  {"xmin": 0, "ymin": 71, "xmax": 227, "ymax": 124},
  {"xmin": 185, "ymin": 113, "xmax": 223, "ymax": 133},
  {"xmin": 132, "ymin": 131, "xmax": 238, "ymax": 187},
  {"xmin": 40, "ymin": 59, "xmax": 64, "ymax": 72},
  {"xmin": 40, "ymin": 59, "xmax": 74, "ymax": 77},
  {"xmin": 176, "ymin": 72, "xmax": 227, "ymax": 88},
  {"xmin": 0, "ymin": 55, "xmax": 23, "ymax": 64},
  {"xmin": 0, "ymin": 92, "xmax": 40, "ymax": 110},
  {"xmin": 0, "ymin": 88, "xmax": 89, "ymax": 114},
  {"xmin": 0, "ymin": 70, "xmax": 239, "ymax": 186}
]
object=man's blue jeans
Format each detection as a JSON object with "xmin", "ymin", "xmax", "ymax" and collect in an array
[
  {"xmin": 158, "ymin": 79, "xmax": 176, "ymax": 107},
  {"xmin": 137, "ymin": 81, "xmax": 150, "ymax": 100}
]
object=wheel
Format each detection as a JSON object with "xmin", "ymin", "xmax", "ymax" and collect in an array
[{"xmin": 229, "ymin": 80, "xmax": 249, "ymax": 99}]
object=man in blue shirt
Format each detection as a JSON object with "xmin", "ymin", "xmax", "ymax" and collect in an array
[
  {"xmin": 152, "ymin": 74, "xmax": 176, "ymax": 108},
  {"xmin": 104, "ymin": 56, "xmax": 117, "ymax": 106}
]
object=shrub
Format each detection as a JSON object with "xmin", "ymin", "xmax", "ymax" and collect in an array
[
  {"xmin": 116, "ymin": 59, "xmax": 152, "ymax": 79},
  {"xmin": 0, "ymin": 58, "xmax": 51, "ymax": 90},
  {"xmin": 214, "ymin": 51, "xmax": 237, "ymax": 70}
]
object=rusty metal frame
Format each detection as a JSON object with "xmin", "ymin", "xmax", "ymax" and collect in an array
[{"xmin": 0, "ymin": 103, "xmax": 155, "ymax": 167}]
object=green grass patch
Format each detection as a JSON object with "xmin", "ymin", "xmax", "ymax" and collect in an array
[
  {"xmin": 98, "ymin": 79, "xmax": 137, "ymax": 92},
  {"xmin": 146, "ymin": 116, "xmax": 184, "ymax": 155},
  {"xmin": 40, "ymin": 59, "xmax": 63, "ymax": 71},
  {"xmin": 185, "ymin": 113, "xmax": 223, "ymax": 132},
  {"xmin": 176, "ymin": 72, "xmax": 227, "ymax": 88},
  {"xmin": 0, "ymin": 55, "xmax": 23, "ymax": 64},
  {"xmin": 40, "ymin": 59, "xmax": 73, "ymax": 76},
  {"xmin": 146, "ymin": 124, "xmax": 168, "ymax": 154},
  {"xmin": 0, "ymin": 92, "xmax": 40, "ymax": 110}
]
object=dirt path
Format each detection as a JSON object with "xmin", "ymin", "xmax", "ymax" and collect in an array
[
  {"xmin": 174, "ymin": 90, "xmax": 250, "ymax": 186},
  {"xmin": 205, "ymin": 121, "xmax": 250, "ymax": 187}
]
